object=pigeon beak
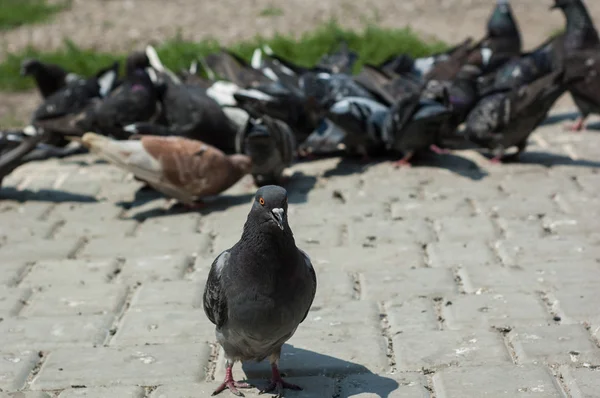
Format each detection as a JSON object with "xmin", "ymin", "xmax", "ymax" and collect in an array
[{"xmin": 271, "ymin": 208, "xmax": 285, "ymax": 230}]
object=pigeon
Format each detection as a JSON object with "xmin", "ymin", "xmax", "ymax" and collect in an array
[
  {"xmin": 29, "ymin": 61, "xmax": 120, "ymax": 145},
  {"xmin": 20, "ymin": 59, "xmax": 81, "ymax": 99},
  {"xmin": 81, "ymin": 133, "xmax": 252, "ymax": 206},
  {"xmin": 297, "ymin": 118, "xmax": 347, "ymax": 156},
  {"xmin": 236, "ymin": 115, "xmax": 296, "ymax": 186},
  {"xmin": 325, "ymin": 96, "xmax": 389, "ymax": 160},
  {"xmin": 0, "ymin": 128, "xmax": 49, "ymax": 188},
  {"xmin": 203, "ymin": 185, "xmax": 316, "ymax": 397},
  {"xmin": 354, "ymin": 64, "xmax": 423, "ymax": 106},
  {"xmin": 483, "ymin": 0, "xmax": 522, "ymax": 59},
  {"xmin": 382, "ymin": 91, "xmax": 454, "ymax": 166},
  {"xmin": 314, "ymin": 41, "xmax": 359, "ymax": 75},
  {"xmin": 552, "ymin": 0, "xmax": 600, "ymax": 131},
  {"xmin": 462, "ymin": 68, "xmax": 575, "ymax": 162},
  {"xmin": 202, "ymin": 49, "xmax": 271, "ymax": 88},
  {"xmin": 301, "ymin": 71, "xmax": 377, "ymax": 109}
]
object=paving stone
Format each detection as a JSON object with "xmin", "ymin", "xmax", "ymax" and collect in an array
[
  {"xmin": 0, "ymin": 349, "xmax": 39, "ymax": 392},
  {"xmin": 495, "ymin": 217, "xmax": 545, "ymax": 240},
  {"xmin": 31, "ymin": 344, "xmax": 210, "ymax": 390},
  {"xmin": 0, "ymin": 239, "xmax": 79, "ymax": 263},
  {"xmin": 21, "ymin": 258, "xmax": 120, "ymax": 287},
  {"xmin": 151, "ymin": 376, "xmax": 334, "ymax": 398},
  {"xmin": 385, "ymin": 298, "xmax": 439, "ymax": 333},
  {"xmin": 391, "ymin": 197, "xmax": 477, "ymax": 220},
  {"xmin": 393, "ymin": 330, "xmax": 512, "ymax": 370},
  {"xmin": 560, "ymin": 366, "xmax": 600, "ymax": 398},
  {"xmin": 442, "ymin": 293, "xmax": 550, "ymax": 330},
  {"xmin": 0, "ymin": 262, "xmax": 27, "ymax": 287},
  {"xmin": 21, "ymin": 285, "xmax": 128, "ymax": 317},
  {"xmin": 112, "ymin": 308, "xmax": 213, "ymax": 346},
  {"xmin": 117, "ymin": 254, "xmax": 192, "ymax": 284},
  {"xmin": 348, "ymin": 219, "xmax": 434, "ymax": 247},
  {"xmin": 481, "ymin": 195, "xmax": 560, "ymax": 220},
  {"xmin": 433, "ymin": 215, "xmax": 498, "ymax": 243},
  {"xmin": 311, "ymin": 268, "xmax": 355, "ymax": 308},
  {"xmin": 0, "ymin": 219, "xmax": 55, "ymax": 245},
  {"xmin": 496, "ymin": 237, "xmax": 600, "ymax": 266},
  {"xmin": 80, "ymin": 236, "xmax": 201, "ymax": 259},
  {"xmin": 425, "ymin": 240, "xmax": 498, "ymax": 268},
  {"xmin": 462, "ymin": 261, "xmax": 600, "ymax": 294},
  {"xmin": 0, "ymin": 392, "xmax": 52, "ymax": 398},
  {"xmin": 58, "ymin": 386, "xmax": 145, "ymax": 397},
  {"xmin": 554, "ymin": 285, "xmax": 600, "ymax": 322},
  {"xmin": 54, "ymin": 219, "xmax": 137, "ymax": 240},
  {"xmin": 509, "ymin": 325, "xmax": 600, "ymax": 365},
  {"xmin": 130, "ymin": 281, "xmax": 203, "ymax": 309},
  {"xmin": 0, "ymin": 315, "xmax": 112, "ymax": 350},
  {"xmin": 339, "ymin": 372, "xmax": 428, "ymax": 398},
  {"xmin": 135, "ymin": 213, "xmax": 201, "ymax": 237},
  {"xmin": 0, "ymin": 287, "xmax": 31, "ymax": 317},
  {"xmin": 432, "ymin": 364, "xmax": 564, "ymax": 397},
  {"xmin": 360, "ymin": 268, "xmax": 457, "ymax": 301},
  {"xmin": 217, "ymin": 301, "xmax": 388, "ymax": 379}
]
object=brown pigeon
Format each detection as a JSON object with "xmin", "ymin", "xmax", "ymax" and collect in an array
[{"xmin": 81, "ymin": 133, "xmax": 252, "ymax": 206}]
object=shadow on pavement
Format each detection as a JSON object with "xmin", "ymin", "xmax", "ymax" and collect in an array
[
  {"xmin": 0, "ymin": 187, "xmax": 98, "ymax": 203},
  {"xmin": 507, "ymin": 151, "xmax": 600, "ymax": 168},
  {"xmin": 241, "ymin": 343, "xmax": 400, "ymax": 398}
]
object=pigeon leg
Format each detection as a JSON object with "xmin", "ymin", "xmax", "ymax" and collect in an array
[
  {"xmin": 392, "ymin": 151, "xmax": 414, "ymax": 168},
  {"xmin": 212, "ymin": 362, "xmax": 251, "ymax": 397},
  {"xmin": 259, "ymin": 358, "xmax": 302, "ymax": 398},
  {"xmin": 183, "ymin": 201, "xmax": 206, "ymax": 210},
  {"xmin": 566, "ymin": 116, "xmax": 587, "ymax": 132},
  {"xmin": 429, "ymin": 144, "xmax": 451, "ymax": 155}
]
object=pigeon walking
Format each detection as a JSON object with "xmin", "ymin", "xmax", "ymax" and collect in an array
[
  {"xmin": 20, "ymin": 59, "xmax": 80, "ymax": 99},
  {"xmin": 203, "ymin": 185, "xmax": 316, "ymax": 397}
]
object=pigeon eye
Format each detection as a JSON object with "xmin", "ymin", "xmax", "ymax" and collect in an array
[{"xmin": 259, "ymin": 197, "xmax": 265, "ymax": 206}]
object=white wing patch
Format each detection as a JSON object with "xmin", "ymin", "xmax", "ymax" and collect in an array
[
  {"xmin": 214, "ymin": 250, "xmax": 231, "ymax": 275},
  {"xmin": 298, "ymin": 248, "xmax": 313, "ymax": 269}
]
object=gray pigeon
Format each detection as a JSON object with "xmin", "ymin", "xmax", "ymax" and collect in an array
[{"xmin": 203, "ymin": 185, "xmax": 317, "ymax": 397}]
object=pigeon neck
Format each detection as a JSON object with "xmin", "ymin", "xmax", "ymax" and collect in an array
[
  {"xmin": 240, "ymin": 218, "xmax": 297, "ymax": 260},
  {"xmin": 563, "ymin": 2, "xmax": 600, "ymax": 48}
]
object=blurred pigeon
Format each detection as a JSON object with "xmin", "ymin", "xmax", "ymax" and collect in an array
[
  {"xmin": 483, "ymin": 0, "xmax": 522, "ymax": 57},
  {"xmin": 0, "ymin": 128, "xmax": 48, "ymax": 188},
  {"xmin": 326, "ymin": 96, "xmax": 389, "ymax": 160},
  {"xmin": 202, "ymin": 49, "xmax": 271, "ymax": 88},
  {"xmin": 552, "ymin": 0, "xmax": 600, "ymax": 131},
  {"xmin": 297, "ymin": 118, "xmax": 347, "ymax": 156},
  {"xmin": 81, "ymin": 133, "xmax": 252, "ymax": 207},
  {"xmin": 203, "ymin": 185, "xmax": 316, "ymax": 397},
  {"xmin": 462, "ymin": 68, "xmax": 574, "ymax": 162},
  {"xmin": 20, "ymin": 59, "xmax": 80, "ymax": 99},
  {"xmin": 236, "ymin": 115, "xmax": 296, "ymax": 186},
  {"xmin": 315, "ymin": 41, "xmax": 359, "ymax": 75},
  {"xmin": 354, "ymin": 64, "xmax": 422, "ymax": 106}
]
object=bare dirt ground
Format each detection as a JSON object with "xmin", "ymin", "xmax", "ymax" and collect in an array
[{"xmin": 1, "ymin": 0, "xmax": 599, "ymax": 127}]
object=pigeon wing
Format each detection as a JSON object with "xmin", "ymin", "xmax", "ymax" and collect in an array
[{"xmin": 203, "ymin": 250, "xmax": 231, "ymax": 328}]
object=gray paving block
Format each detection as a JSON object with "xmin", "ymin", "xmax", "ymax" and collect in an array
[
  {"xmin": 0, "ymin": 287, "xmax": 31, "ymax": 318},
  {"xmin": 0, "ymin": 262, "xmax": 27, "ymax": 286},
  {"xmin": 0, "ymin": 349, "xmax": 39, "ymax": 392},
  {"xmin": 348, "ymin": 219, "xmax": 434, "ymax": 247},
  {"xmin": 394, "ymin": 330, "xmax": 512, "ymax": 370},
  {"xmin": 135, "ymin": 213, "xmax": 201, "ymax": 237},
  {"xmin": 391, "ymin": 197, "xmax": 476, "ymax": 220},
  {"xmin": 496, "ymin": 217, "xmax": 544, "ymax": 240},
  {"xmin": 217, "ymin": 301, "xmax": 388, "ymax": 379},
  {"xmin": 0, "ymin": 218, "xmax": 55, "ymax": 244},
  {"xmin": 432, "ymin": 364, "xmax": 564, "ymax": 398},
  {"xmin": 0, "ymin": 315, "xmax": 112, "ymax": 350},
  {"xmin": 360, "ymin": 268, "xmax": 457, "ymax": 301},
  {"xmin": 339, "ymin": 373, "xmax": 429, "ymax": 398},
  {"xmin": 31, "ymin": 344, "xmax": 210, "ymax": 390},
  {"xmin": 496, "ymin": 237, "xmax": 600, "ymax": 266},
  {"xmin": 560, "ymin": 366, "xmax": 600, "ymax": 398},
  {"xmin": 385, "ymin": 298, "xmax": 439, "ymax": 333},
  {"xmin": 54, "ymin": 219, "xmax": 137, "ymax": 240},
  {"xmin": 0, "ymin": 392, "xmax": 52, "ymax": 398},
  {"xmin": 58, "ymin": 386, "xmax": 145, "ymax": 397},
  {"xmin": 554, "ymin": 285, "xmax": 600, "ymax": 321},
  {"xmin": 111, "ymin": 308, "xmax": 214, "ymax": 346},
  {"xmin": 130, "ymin": 281, "xmax": 203, "ymax": 309},
  {"xmin": 509, "ymin": 325, "xmax": 600, "ymax": 365},
  {"xmin": 482, "ymin": 195, "xmax": 560, "ymax": 219},
  {"xmin": 151, "ymin": 376, "xmax": 334, "ymax": 398},
  {"xmin": 426, "ymin": 240, "xmax": 498, "ymax": 268},
  {"xmin": 0, "ymin": 239, "xmax": 80, "ymax": 263},
  {"xmin": 310, "ymin": 268, "xmax": 355, "ymax": 308},
  {"xmin": 21, "ymin": 258, "xmax": 120, "ymax": 287},
  {"xmin": 118, "ymin": 254, "xmax": 191, "ymax": 284},
  {"xmin": 442, "ymin": 293, "xmax": 550, "ymax": 330},
  {"xmin": 433, "ymin": 215, "xmax": 498, "ymax": 243},
  {"xmin": 21, "ymin": 284, "xmax": 128, "ymax": 317},
  {"xmin": 80, "ymin": 236, "xmax": 200, "ymax": 259}
]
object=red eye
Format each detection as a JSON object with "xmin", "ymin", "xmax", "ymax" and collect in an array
[{"xmin": 259, "ymin": 197, "xmax": 265, "ymax": 205}]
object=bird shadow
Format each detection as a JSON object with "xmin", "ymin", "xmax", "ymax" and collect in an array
[
  {"xmin": 0, "ymin": 187, "xmax": 98, "ymax": 203},
  {"xmin": 322, "ymin": 157, "xmax": 381, "ymax": 178},
  {"xmin": 507, "ymin": 150, "xmax": 600, "ymax": 168},
  {"xmin": 284, "ymin": 171, "xmax": 317, "ymax": 204},
  {"xmin": 409, "ymin": 151, "xmax": 489, "ymax": 181},
  {"xmin": 541, "ymin": 111, "xmax": 580, "ymax": 126},
  {"xmin": 240, "ymin": 344, "xmax": 400, "ymax": 398}
]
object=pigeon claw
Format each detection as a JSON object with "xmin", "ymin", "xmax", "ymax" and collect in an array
[
  {"xmin": 211, "ymin": 380, "xmax": 252, "ymax": 397},
  {"xmin": 259, "ymin": 379, "xmax": 302, "ymax": 398},
  {"xmin": 565, "ymin": 118, "xmax": 586, "ymax": 133},
  {"xmin": 429, "ymin": 144, "xmax": 450, "ymax": 155}
]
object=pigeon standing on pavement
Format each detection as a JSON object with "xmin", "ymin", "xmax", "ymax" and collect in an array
[
  {"xmin": 203, "ymin": 185, "xmax": 316, "ymax": 397},
  {"xmin": 20, "ymin": 59, "xmax": 81, "ymax": 99}
]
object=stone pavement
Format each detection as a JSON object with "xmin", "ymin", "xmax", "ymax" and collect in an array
[{"xmin": 1, "ymin": 106, "xmax": 600, "ymax": 397}]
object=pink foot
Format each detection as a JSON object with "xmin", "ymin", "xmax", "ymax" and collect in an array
[
  {"xmin": 259, "ymin": 364, "xmax": 302, "ymax": 397},
  {"xmin": 490, "ymin": 156, "xmax": 502, "ymax": 164},
  {"xmin": 565, "ymin": 118, "xmax": 586, "ymax": 132},
  {"xmin": 393, "ymin": 152, "xmax": 414, "ymax": 168},
  {"xmin": 212, "ymin": 366, "xmax": 252, "ymax": 397},
  {"xmin": 429, "ymin": 144, "xmax": 450, "ymax": 155}
]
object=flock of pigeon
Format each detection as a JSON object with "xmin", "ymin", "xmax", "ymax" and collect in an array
[{"xmin": 1, "ymin": 0, "xmax": 600, "ymax": 207}]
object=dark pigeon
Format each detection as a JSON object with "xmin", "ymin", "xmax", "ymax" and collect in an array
[
  {"xmin": 20, "ymin": 59, "xmax": 80, "ymax": 99},
  {"xmin": 315, "ymin": 41, "xmax": 359, "ymax": 75},
  {"xmin": 0, "ymin": 129, "xmax": 49, "ymax": 188},
  {"xmin": 202, "ymin": 49, "xmax": 271, "ymax": 88},
  {"xmin": 297, "ymin": 118, "xmax": 347, "ymax": 156},
  {"xmin": 354, "ymin": 64, "xmax": 422, "ymax": 106},
  {"xmin": 236, "ymin": 115, "xmax": 296, "ymax": 187},
  {"xmin": 203, "ymin": 185, "xmax": 316, "ymax": 397},
  {"xmin": 552, "ymin": 0, "xmax": 600, "ymax": 131},
  {"xmin": 462, "ymin": 68, "xmax": 576, "ymax": 162},
  {"xmin": 483, "ymin": 0, "xmax": 522, "ymax": 58}
]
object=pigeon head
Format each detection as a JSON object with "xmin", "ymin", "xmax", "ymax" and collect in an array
[
  {"xmin": 20, "ymin": 59, "xmax": 42, "ymax": 76},
  {"xmin": 125, "ymin": 51, "xmax": 151, "ymax": 76},
  {"xmin": 251, "ymin": 185, "xmax": 289, "ymax": 231}
]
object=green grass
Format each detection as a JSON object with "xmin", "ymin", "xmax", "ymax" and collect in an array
[
  {"xmin": 0, "ymin": 0, "xmax": 70, "ymax": 31},
  {"xmin": 0, "ymin": 21, "xmax": 448, "ymax": 92},
  {"xmin": 259, "ymin": 6, "xmax": 284, "ymax": 17}
]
